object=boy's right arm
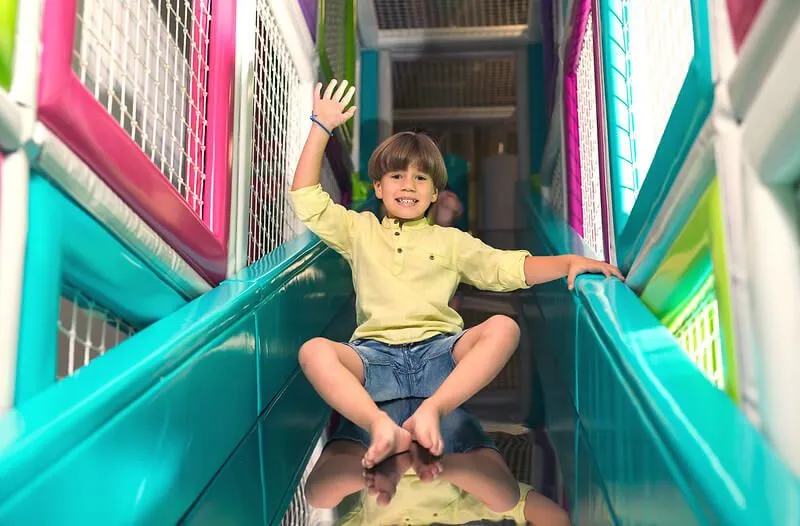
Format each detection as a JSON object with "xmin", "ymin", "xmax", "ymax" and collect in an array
[
  {"xmin": 291, "ymin": 79, "xmax": 356, "ymax": 190},
  {"xmin": 289, "ymin": 80, "xmax": 358, "ymax": 255}
]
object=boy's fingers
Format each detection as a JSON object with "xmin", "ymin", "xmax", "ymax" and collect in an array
[
  {"xmin": 333, "ymin": 79, "xmax": 349, "ymax": 102},
  {"xmin": 324, "ymin": 79, "xmax": 338, "ymax": 99},
  {"xmin": 341, "ymin": 85, "xmax": 357, "ymax": 107},
  {"xmin": 343, "ymin": 106, "xmax": 357, "ymax": 120},
  {"xmin": 315, "ymin": 82, "xmax": 323, "ymax": 99}
]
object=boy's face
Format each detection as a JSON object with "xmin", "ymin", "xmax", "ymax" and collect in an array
[{"xmin": 374, "ymin": 165, "xmax": 438, "ymax": 221}]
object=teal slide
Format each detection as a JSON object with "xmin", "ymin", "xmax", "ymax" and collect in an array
[{"xmin": 1, "ymin": 185, "xmax": 799, "ymax": 525}]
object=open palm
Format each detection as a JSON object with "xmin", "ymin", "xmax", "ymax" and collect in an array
[{"xmin": 312, "ymin": 79, "xmax": 357, "ymax": 131}]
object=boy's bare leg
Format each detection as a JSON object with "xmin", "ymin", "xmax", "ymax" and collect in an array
[
  {"xmin": 305, "ymin": 441, "xmax": 367, "ymax": 509},
  {"xmin": 402, "ymin": 315, "xmax": 519, "ymax": 454},
  {"xmin": 435, "ymin": 447, "xmax": 521, "ymax": 513},
  {"xmin": 299, "ymin": 338, "xmax": 412, "ymax": 468},
  {"xmin": 523, "ymin": 490, "xmax": 572, "ymax": 526}
]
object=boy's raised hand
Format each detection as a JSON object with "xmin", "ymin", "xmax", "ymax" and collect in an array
[{"xmin": 313, "ymin": 79, "xmax": 357, "ymax": 130}]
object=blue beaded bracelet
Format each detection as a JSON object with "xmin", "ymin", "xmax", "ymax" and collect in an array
[{"xmin": 310, "ymin": 114, "xmax": 333, "ymax": 136}]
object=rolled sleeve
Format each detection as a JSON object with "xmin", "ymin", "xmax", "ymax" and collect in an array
[
  {"xmin": 288, "ymin": 184, "xmax": 357, "ymax": 256},
  {"xmin": 454, "ymin": 231, "xmax": 531, "ymax": 292}
]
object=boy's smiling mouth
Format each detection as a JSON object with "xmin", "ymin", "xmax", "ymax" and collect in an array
[{"xmin": 395, "ymin": 198, "xmax": 419, "ymax": 207}]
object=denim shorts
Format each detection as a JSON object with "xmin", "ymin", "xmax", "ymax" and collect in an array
[
  {"xmin": 329, "ymin": 397, "xmax": 497, "ymax": 455},
  {"xmin": 346, "ymin": 332, "xmax": 467, "ymax": 403}
]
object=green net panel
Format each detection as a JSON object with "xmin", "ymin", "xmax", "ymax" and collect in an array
[
  {"xmin": 0, "ymin": 0, "xmax": 17, "ymax": 90},
  {"xmin": 640, "ymin": 179, "xmax": 738, "ymax": 399},
  {"xmin": 671, "ymin": 277, "xmax": 725, "ymax": 390},
  {"xmin": 318, "ymin": 0, "xmax": 356, "ymax": 148}
]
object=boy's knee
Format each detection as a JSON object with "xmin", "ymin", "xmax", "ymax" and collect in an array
[
  {"xmin": 486, "ymin": 315, "xmax": 520, "ymax": 341},
  {"xmin": 298, "ymin": 338, "xmax": 334, "ymax": 370},
  {"xmin": 486, "ymin": 485, "xmax": 521, "ymax": 514}
]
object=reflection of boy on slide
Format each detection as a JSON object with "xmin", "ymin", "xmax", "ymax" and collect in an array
[{"xmin": 305, "ymin": 398, "xmax": 570, "ymax": 525}]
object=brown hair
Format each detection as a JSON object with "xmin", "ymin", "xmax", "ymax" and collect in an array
[{"xmin": 367, "ymin": 132, "xmax": 448, "ymax": 190}]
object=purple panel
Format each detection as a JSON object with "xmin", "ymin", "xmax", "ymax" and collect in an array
[
  {"xmin": 562, "ymin": 0, "xmax": 593, "ymax": 238},
  {"xmin": 298, "ymin": 0, "xmax": 318, "ymax": 40}
]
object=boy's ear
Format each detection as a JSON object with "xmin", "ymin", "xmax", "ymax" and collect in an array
[
  {"xmin": 431, "ymin": 188, "xmax": 439, "ymax": 203},
  {"xmin": 373, "ymin": 180, "xmax": 383, "ymax": 199}
]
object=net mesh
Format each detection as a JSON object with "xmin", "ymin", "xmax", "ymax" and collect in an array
[
  {"xmin": 576, "ymin": 19, "xmax": 604, "ymax": 259},
  {"xmin": 247, "ymin": 0, "xmax": 306, "ymax": 264},
  {"xmin": 550, "ymin": 149, "xmax": 566, "ymax": 220},
  {"xmin": 675, "ymin": 294, "xmax": 725, "ymax": 389},
  {"xmin": 323, "ymin": 0, "xmax": 347, "ymax": 80},
  {"xmin": 627, "ymin": 0, "xmax": 694, "ymax": 195},
  {"xmin": 57, "ymin": 288, "xmax": 137, "ymax": 379},
  {"xmin": 72, "ymin": 0, "xmax": 212, "ymax": 216}
]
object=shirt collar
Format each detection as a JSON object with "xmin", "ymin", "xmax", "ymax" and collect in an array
[{"xmin": 381, "ymin": 215, "xmax": 431, "ymax": 230}]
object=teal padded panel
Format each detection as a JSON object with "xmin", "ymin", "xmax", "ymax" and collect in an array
[
  {"xmin": 0, "ymin": 227, "xmax": 357, "ymax": 523},
  {"xmin": 574, "ymin": 304, "xmax": 702, "ymax": 524},
  {"xmin": 528, "ymin": 42, "xmax": 548, "ymax": 175},
  {"xmin": 182, "ymin": 426, "xmax": 266, "ymax": 525},
  {"xmin": 575, "ymin": 423, "xmax": 616, "ymax": 526},
  {"xmin": 254, "ymin": 249, "xmax": 353, "ymax": 411},
  {"xmin": 519, "ymin": 185, "xmax": 800, "ymax": 524},
  {"xmin": 0, "ymin": 315, "xmax": 258, "ymax": 524},
  {"xmin": 59, "ymin": 182, "xmax": 189, "ymax": 325},
  {"xmin": 16, "ymin": 177, "xmax": 62, "ymax": 404},
  {"xmin": 261, "ymin": 370, "xmax": 329, "ymax": 525},
  {"xmin": 16, "ymin": 175, "xmax": 189, "ymax": 404},
  {"xmin": 185, "ymin": 300, "xmax": 356, "ymax": 526},
  {"xmin": 358, "ymin": 49, "xmax": 379, "ymax": 178},
  {"xmin": 518, "ymin": 285, "xmax": 578, "ymax": 509}
]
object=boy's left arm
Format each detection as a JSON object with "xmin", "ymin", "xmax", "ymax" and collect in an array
[
  {"xmin": 453, "ymin": 230, "xmax": 622, "ymax": 292},
  {"xmin": 523, "ymin": 254, "xmax": 623, "ymax": 290}
]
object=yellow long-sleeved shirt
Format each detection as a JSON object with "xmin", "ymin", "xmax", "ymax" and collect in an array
[
  {"xmin": 289, "ymin": 184, "xmax": 531, "ymax": 344},
  {"xmin": 335, "ymin": 472, "xmax": 533, "ymax": 525}
]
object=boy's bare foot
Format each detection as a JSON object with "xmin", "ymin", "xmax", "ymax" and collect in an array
[
  {"xmin": 363, "ymin": 452, "xmax": 412, "ymax": 507},
  {"xmin": 363, "ymin": 412, "xmax": 412, "ymax": 469},
  {"xmin": 409, "ymin": 442, "xmax": 443, "ymax": 482},
  {"xmin": 402, "ymin": 401, "xmax": 444, "ymax": 456}
]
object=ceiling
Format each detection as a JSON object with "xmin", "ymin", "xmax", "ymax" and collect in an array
[
  {"xmin": 359, "ymin": 0, "xmax": 537, "ymax": 118},
  {"xmin": 360, "ymin": 0, "xmax": 540, "ymax": 50},
  {"xmin": 374, "ymin": 0, "xmax": 530, "ymax": 31},
  {"xmin": 392, "ymin": 56, "xmax": 517, "ymax": 117}
]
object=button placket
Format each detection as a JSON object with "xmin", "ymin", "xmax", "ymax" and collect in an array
[{"xmin": 391, "ymin": 223, "xmax": 404, "ymax": 275}]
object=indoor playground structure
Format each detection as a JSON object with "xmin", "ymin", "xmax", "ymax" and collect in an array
[{"xmin": 0, "ymin": 0, "xmax": 799, "ymax": 524}]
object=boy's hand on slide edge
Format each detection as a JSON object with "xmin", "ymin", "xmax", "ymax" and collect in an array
[
  {"xmin": 313, "ymin": 79, "xmax": 357, "ymax": 130},
  {"xmin": 566, "ymin": 256, "xmax": 624, "ymax": 291}
]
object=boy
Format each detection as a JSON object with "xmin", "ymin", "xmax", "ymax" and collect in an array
[{"xmin": 289, "ymin": 79, "xmax": 622, "ymax": 469}]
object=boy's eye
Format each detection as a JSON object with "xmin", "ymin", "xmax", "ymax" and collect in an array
[{"xmin": 391, "ymin": 173, "xmax": 402, "ymax": 179}]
